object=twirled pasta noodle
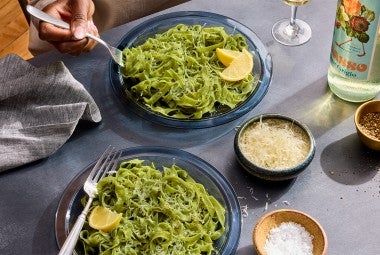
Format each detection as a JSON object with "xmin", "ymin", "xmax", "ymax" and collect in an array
[
  {"xmin": 120, "ymin": 24, "xmax": 256, "ymax": 119},
  {"xmin": 79, "ymin": 159, "xmax": 226, "ymax": 255}
]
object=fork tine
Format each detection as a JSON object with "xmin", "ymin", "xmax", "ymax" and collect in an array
[
  {"xmin": 99, "ymin": 150, "xmax": 122, "ymax": 180},
  {"xmin": 111, "ymin": 47, "xmax": 125, "ymax": 67},
  {"xmin": 87, "ymin": 145, "xmax": 113, "ymax": 180},
  {"xmin": 92, "ymin": 147, "xmax": 116, "ymax": 182}
]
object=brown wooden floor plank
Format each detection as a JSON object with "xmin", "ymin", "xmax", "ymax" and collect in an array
[
  {"xmin": 0, "ymin": 0, "xmax": 23, "ymax": 27},
  {"xmin": 0, "ymin": 13, "xmax": 29, "ymax": 49},
  {"xmin": 0, "ymin": 0, "xmax": 32, "ymax": 60},
  {"xmin": 0, "ymin": 30, "xmax": 33, "ymax": 60}
]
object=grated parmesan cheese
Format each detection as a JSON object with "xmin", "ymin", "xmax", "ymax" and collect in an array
[
  {"xmin": 240, "ymin": 205, "xmax": 249, "ymax": 218},
  {"xmin": 239, "ymin": 118, "xmax": 310, "ymax": 170},
  {"xmin": 264, "ymin": 222, "xmax": 313, "ymax": 255}
]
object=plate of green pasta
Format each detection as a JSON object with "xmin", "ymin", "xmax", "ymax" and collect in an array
[
  {"xmin": 109, "ymin": 11, "xmax": 272, "ymax": 128},
  {"xmin": 55, "ymin": 146, "xmax": 241, "ymax": 255}
]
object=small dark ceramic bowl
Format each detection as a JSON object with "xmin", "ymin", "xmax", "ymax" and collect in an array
[
  {"xmin": 354, "ymin": 100, "xmax": 380, "ymax": 151},
  {"xmin": 234, "ymin": 114, "xmax": 316, "ymax": 181}
]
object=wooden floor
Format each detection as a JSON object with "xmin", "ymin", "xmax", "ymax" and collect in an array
[{"xmin": 0, "ymin": 0, "xmax": 33, "ymax": 60}]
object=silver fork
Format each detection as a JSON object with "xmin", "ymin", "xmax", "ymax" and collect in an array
[
  {"xmin": 58, "ymin": 146, "xmax": 121, "ymax": 255},
  {"xmin": 26, "ymin": 5, "xmax": 125, "ymax": 67}
]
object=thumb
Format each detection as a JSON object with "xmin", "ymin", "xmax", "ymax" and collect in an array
[
  {"xmin": 70, "ymin": 0, "xmax": 91, "ymax": 40},
  {"xmin": 72, "ymin": 15, "xmax": 87, "ymax": 40}
]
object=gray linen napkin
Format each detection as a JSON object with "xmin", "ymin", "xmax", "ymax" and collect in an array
[{"xmin": 0, "ymin": 54, "xmax": 101, "ymax": 172}]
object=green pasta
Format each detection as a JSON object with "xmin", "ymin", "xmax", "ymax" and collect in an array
[
  {"xmin": 79, "ymin": 159, "xmax": 226, "ymax": 255},
  {"xmin": 120, "ymin": 24, "xmax": 257, "ymax": 119}
]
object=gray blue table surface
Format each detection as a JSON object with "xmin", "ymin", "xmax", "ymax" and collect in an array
[{"xmin": 1, "ymin": 0, "xmax": 379, "ymax": 254}]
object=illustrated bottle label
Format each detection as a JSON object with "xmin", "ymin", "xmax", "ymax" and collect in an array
[{"xmin": 330, "ymin": 0, "xmax": 380, "ymax": 81}]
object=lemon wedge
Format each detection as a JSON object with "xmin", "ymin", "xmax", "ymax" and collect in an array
[
  {"xmin": 88, "ymin": 206, "xmax": 122, "ymax": 232},
  {"xmin": 216, "ymin": 48, "xmax": 243, "ymax": 66},
  {"xmin": 219, "ymin": 48, "xmax": 253, "ymax": 82}
]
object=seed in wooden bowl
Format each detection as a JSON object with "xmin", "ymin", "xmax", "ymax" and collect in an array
[{"xmin": 358, "ymin": 112, "xmax": 380, "ymax": 140}]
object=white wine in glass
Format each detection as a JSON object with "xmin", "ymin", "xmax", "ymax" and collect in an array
[
  {"xmin": 283, "ymin": 0, "xmax": 309, "ymax": 7},
  {"xmin": 272, "ymin": 0, "xmax": 312, "ymax": 46}
]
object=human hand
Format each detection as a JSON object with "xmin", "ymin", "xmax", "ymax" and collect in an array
[{"xmin": 38, "ymin": 0, "xmax": 99, "ymax": 55}]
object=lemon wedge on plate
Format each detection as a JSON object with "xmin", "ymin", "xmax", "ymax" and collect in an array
[
  {"xmin": 216, "ymin": 48, "xmax": 243, "ymax": 66},
  {"xmin": 219, "ymin": 48, "xmax": 253, "ymax": 82},
  {"xmin": 88, "ymin": 206, "xmax": 122, "ymax": 232}
]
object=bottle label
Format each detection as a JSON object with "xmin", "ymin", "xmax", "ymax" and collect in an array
[{"xmin": 330, "ymin": 0, "xmax": 380, "ymax": 81}]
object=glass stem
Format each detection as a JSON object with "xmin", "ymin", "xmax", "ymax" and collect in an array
[
  {"xmin": 284, "ymin": 5, "xmax": 300, "ymax": 38},
  {"xmin": 290, "ymin": 6, "xmax": 297, "ymax": 26}
]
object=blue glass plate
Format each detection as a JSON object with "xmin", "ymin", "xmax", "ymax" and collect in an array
[
  {"xmin": 55, "ymin": 146, "xmax": 242, "ymax": 255},
  {"xmin": 109, "ymin": 11, "xmax": 272, "ymax": 128}
]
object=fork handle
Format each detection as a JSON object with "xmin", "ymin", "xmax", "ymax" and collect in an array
[
  {"xmin": 58, "ymin": 197, "xmax": 93, "ymax": 255},
  {"xmin": 26, "ymin": 5, "xmax": 106, "ymax": 45},
  {"xmin": 26, "ymin": 5, "xmax": 70, "ymax": 30}
]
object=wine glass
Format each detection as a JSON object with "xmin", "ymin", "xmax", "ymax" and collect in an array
[{"xmin": 272, "ymin": 0, "xmax": 312, "ymax": 46}]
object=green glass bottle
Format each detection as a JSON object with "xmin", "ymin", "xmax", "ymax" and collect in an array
[{"xmin": 328, "ymin": 0, "xmax": 380, "ymax": 102}]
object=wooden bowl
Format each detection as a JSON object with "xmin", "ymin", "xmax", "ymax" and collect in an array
[
  {"xmin": 253, "ymin": 209, "xmax": 327, "ymax": 255},
  {"xmin": 354, "ymin": 100, "xmax": 380, "ymax": 151}
]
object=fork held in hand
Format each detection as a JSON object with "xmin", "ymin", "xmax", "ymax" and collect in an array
[
  {"xmin": 58, "ymin": 146, "xmax": 121, "ymax": 255},
  {"xmin": 26, "ymin": 5, "xmax": 125, "ymax": 67}
]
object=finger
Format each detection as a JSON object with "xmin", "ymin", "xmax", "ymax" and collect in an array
[
  {"xmin": 82, "ymin": 20, "xmax": 99, "ymax": 52},
  {"xmin": 88, "ymin": 20, "xmax": 99, "ymax": 37},
  {"xmin": 82, "ymin": 37, "xmax": 94, "ymax": 53},
  {"xmin": 51, "ymin": 19, "xmax": 98, "ymax": 54},
  {"xmin": 51, "ymin": 37, "xmax": 88, "ymax": 54},
  {"xmin": 39, "ymin": 22, "xmax": 73, "ymax": 42},
  {"xmin": 39, "ymin": 2, "xmax": 73, "ymax": 42}
]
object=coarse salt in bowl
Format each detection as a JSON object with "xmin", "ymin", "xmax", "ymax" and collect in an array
[
  {"xmin": 253, "ymin": 209, "xmax": 328, "ymax": 255},
  {"xmin": 234, "ymin": 114, "xmax": 316, "ymax": 181}
]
